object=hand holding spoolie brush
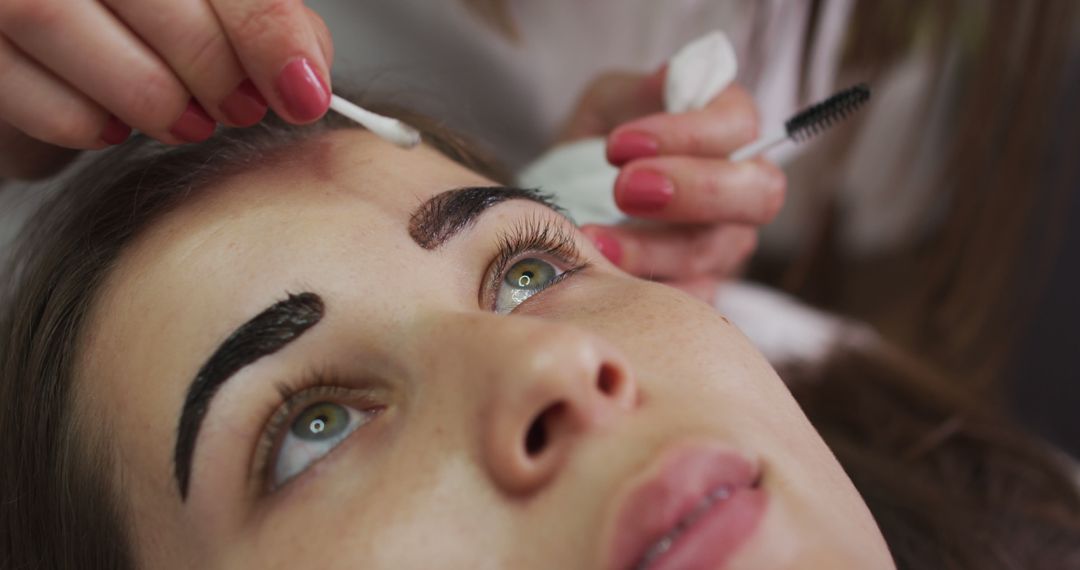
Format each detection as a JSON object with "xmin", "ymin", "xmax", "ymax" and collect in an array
[
  {"xmin": 553, "ymin": 77, "xmax": 871, "ymax": 300},
  {"xmin": 730, "ymin": 84, "xmax": 871, "ymax": 161}
]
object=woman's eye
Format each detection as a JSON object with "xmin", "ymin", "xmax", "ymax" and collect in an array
[
  {"xmin": 272, "ymin": 401, "xmax": 377, "ymax": 487},
  {"xmin": 495, "ymin": 257, "xmax": 564, "ymax": 314}
]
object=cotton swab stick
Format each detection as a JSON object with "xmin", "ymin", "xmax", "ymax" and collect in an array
[
  {"xmin": 730, "ymin": 84, "xmax": 871, "ymax": 161},
  {"xmin": 329, "ymin": 94, "xmax": 421, "ymax": 149}
]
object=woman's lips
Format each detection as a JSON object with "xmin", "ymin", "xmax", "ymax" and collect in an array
[{"xmin": 607, "ymin": 445, "xmax": 767, "ymax": 570}]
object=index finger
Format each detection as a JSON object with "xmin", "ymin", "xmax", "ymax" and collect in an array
[
  {"xmin": 606, "ymin": 84, "xmax": 759, "ymax": 165},
  {"xmin": 210, "ymin": 0, "xmax": 331, "ymax": 124}
]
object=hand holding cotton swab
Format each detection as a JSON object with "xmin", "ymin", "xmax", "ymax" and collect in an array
[{"xmin": 329, "ymin": 94, "xmax": 421, "ymax": 148}]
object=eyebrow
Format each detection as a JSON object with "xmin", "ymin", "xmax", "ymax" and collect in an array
[
  {"xmin": 173, "ymin": 186, "xmax": 562, "ymax": 499},
  {"xmin": 174, "ymin": 292, "xmax": 324, "ymax": 500},
  {"xmin": 408, "ymin": 186, "xmax": 566, "ymax": 250}
]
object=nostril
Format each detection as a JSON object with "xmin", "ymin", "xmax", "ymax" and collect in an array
[
  {"xmin": 525, "ymin": 402, "xmax": 566, "ymax": 456},
  {"xmin": 597, "ymin": 363, "xmax": 620, "ymax": 396},
  {"xmin": 524, "ymin": 418, "xmax": 547, "ymax": 456}
]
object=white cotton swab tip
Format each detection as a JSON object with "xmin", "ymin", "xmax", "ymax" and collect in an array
[{"xmin": 329, "ymin": 94, "xmax": 421, "ymax": 149}]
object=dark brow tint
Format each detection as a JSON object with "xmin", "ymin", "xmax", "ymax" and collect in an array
[
  {"xmin": 408, "ymin": 186, "xmax": 565, "ymax": 250},
  {"xmin": 174, "ymin": 292, "xmax": 324, "ymax": 500},
  {"xmin": 174, "ymin": 187, "xmax": 563, "ymax": 500}
]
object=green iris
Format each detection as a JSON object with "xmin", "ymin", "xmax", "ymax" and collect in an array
[
  {"xmin": 291, "ymin": 402, "xmax": 349, "ymax": 441},
  {"xmin": 504, "ymin": 258, "xmax": 556, "ymax": 290}
]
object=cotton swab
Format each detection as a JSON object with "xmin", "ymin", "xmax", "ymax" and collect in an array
[{"xmin": 329, "ymin": 94, "xmax": 421, "ymax": 149}]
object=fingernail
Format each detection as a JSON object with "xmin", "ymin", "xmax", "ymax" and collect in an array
[
  {"xmin": 275, "ymin": 57, "xmax": 330, "ymax": 122},
  {"xmin": 169, "ymin": 100, "xmax": 216, "ymax": 143},
  {"xmin": 617, "ymin": 169, "xmax": 674, "ymax": 213},
  {"xmin": 220, "ymin": 79, "xmax": 268, "ymax": 127},
  {"xmin": 584, "ymin": 227, "xmax": 623, "ymax": 266},
  {"xmin": 100, "ymin": 116, "xmax": 131, "ymax": 145},
  {"xmin": 607, "ymin": 131, "xmax": 659, "ymax": 166}
]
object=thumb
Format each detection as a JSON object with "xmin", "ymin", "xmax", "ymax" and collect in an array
[{"xmin": 556, "ymin": 65, "xmax": 667, "ymax": 142}]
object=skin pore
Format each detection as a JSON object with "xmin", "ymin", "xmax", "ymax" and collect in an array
[{"xmin": 74, "ymin": 129, "xmax": 893, "ymax": 569}]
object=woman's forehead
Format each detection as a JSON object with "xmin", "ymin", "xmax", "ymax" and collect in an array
[
  {"xmin": 204, "ymin": 129, "xmax": 494, "ymax": 217},
  {"xmin": 74, "ymin": 130, "xmax": 501, "ymax": 500},
  {"xmin": 78, "ymin": 129, "xmax": 495, "ymax": 412},
  {"xmin": 97, "ymin": 129, "xmax": 495, "ymax": 329}
]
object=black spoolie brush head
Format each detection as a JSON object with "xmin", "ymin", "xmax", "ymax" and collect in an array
[{"xmin": 785, "ymin": 83, "xmax": 871, "ymax": 142}]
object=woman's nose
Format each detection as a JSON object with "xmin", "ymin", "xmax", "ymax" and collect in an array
[{"xmin": 478, "ymin": 323, "xmax": 638, "ymax": 495}]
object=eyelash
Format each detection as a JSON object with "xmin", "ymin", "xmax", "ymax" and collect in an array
[
  {"xmin": 252, "ymin": 369, "xmax": 362, "ymax": 491},
  {"xmin": 254, "ymin": 214, "xmax": 588, "ymax": 492},
  {"xmin": 483, "ymin": 213, "xmax": 589, "ymax": 311}
]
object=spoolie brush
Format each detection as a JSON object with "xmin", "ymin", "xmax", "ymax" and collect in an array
[{"xmin": 730, "ymin": 83, "xmax": 871, "ymax": 161}]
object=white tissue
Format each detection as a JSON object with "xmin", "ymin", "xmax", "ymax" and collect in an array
[
  {"xmin": 518, "ymin": 138, "xmax": 616, "ymax": 225},
  {"xmin": 664, "ymin": 31, "xmax": 738, "ymax": 114},
  {"xmin": 515, "ymin": 34, "xmax": 876, "ymax": 367},
  {"xmin": 519, "ymin": 31, "xmax": 737, "ymax": 226}
]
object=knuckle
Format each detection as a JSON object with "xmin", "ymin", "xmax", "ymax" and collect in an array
[
  {"xmin": 122, "ymin": 71, "xmax": 184, "ymax": 130},
  {"xmin": 720, "ymin": 84, "xmax": 760, "ymax": 142},
  {"xmin": 757, "ymin": 161, "xmax": 787, "ymax": 220},
  {"xmin": 231, "ymin": 0, "xmax": 300, "ymax": 43},
  {"xmin": 697, "ymin": 169, "xmax": 726, "ymax": 202},
  {"xmin": 685, "ymin": 230, "xmax": 718, "ymax": 274},
  {"xmin": 760, "ymin": 160, "xmax": 787, "ymax": 189},
  {"xmin": 37, "ymin": 107, "xmax": 99, "ymax": 147},
  {"xmin": 306, "ymin": 10, "xmax": 334, "ymax": 62},
  {"xmin": 306, "ymin": 7, "xmax": 330, "ymax": 34},
  {"xmin": 178, "ymin": 29, "xmax": 230, "ymax": 80},
  {"xmin": 681, "ymin": 128, "xmax": 711, "ymax": 155},
  {"xmin": 725, "ymin": 84, "xmax": 758, "ymax": 115}
]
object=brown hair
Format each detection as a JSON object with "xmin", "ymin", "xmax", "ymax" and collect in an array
[
  {"xmin": 787, "ymin": 348, "xmax": 1080, "ymax": 569},
  {"xmin": 767, "ymin": 1, "xmax": 1080, "ymax": 395},
  {"xmin": 2, "ymin": 104, "xmax": 1078, "ymax": 569},
  {"xmin": 0, "ymin": 104, "xmax": 506, "ymax": 569}
]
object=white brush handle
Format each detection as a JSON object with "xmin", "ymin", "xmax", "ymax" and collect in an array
[
  {"xmin": 729, "ymin": 129, "xmax": 788, "ymax": 161},
  {"xmin": 329, "ymin": 94, "xmax": 421, "ymax": 148}
]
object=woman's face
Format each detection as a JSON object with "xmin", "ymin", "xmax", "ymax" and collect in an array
[{"xmin": 77, "ymin": 130, "xmax": 892, "ymax": 569}]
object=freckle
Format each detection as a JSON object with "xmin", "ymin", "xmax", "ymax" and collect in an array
[{"xmin": 720, "ymin": 316, "xmax": 731, "ymax": 325}]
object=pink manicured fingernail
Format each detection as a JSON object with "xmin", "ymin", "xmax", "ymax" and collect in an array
[
  {"xmin": 275, "ymin": 57, "xmax": 330, "ymax": 122},
  {"xmin": 100, "ymin": 116, "xmax": 131, "ymax": 145},
  {"xmin": 607, "ymin": 131, "xmax": 659, "ymax": 166},
  {"xmin": 584, "ymin": 227, "xmax": 623, "ymax": 266},
  {"xmin": 169, "ymin": 100, "xmax": 216, "ymax": 143},
  {"xmin": 220, "ymin": 79, "xmax": 268, "ymax": 127},
  {"xmin": 617, "ymin": 169, "xmax": 674, "ymax": 213}
]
